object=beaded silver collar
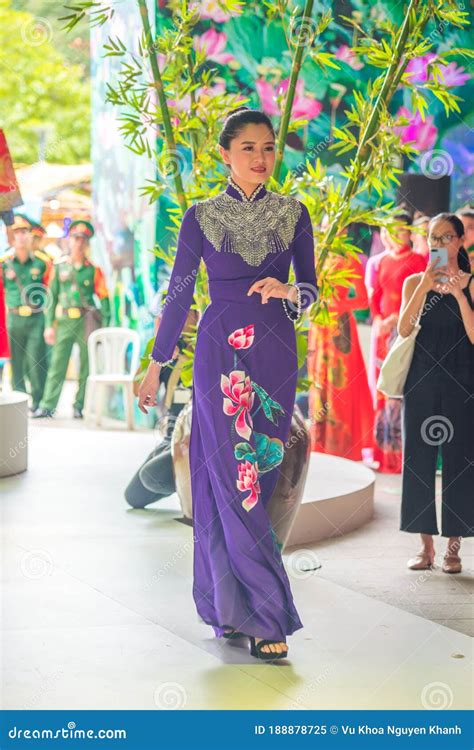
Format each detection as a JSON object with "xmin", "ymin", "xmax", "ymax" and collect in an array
[{"xmin": 194, "ymin": 178, "xmax": 302, "ymax": 267}]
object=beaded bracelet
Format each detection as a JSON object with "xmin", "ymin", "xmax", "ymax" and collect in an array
[
  {"xmin": 148, "ymin": 353, "xmax": 174, "ymax": 367},
  {"xmin": 282, "ymin": 283, "xmax": 302, "ymax": 321}
]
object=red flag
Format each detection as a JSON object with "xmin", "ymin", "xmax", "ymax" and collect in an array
[{"xmin": 0, "ymin": 129, "xmax": 22, "ymax": 212}]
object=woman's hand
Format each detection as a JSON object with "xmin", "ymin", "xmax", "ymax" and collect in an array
[
  {"xmin": 379, "ymin": 312, "xmax": 398, "ymax": 333},
  {"xmin": 247, "ymin": 277, "xmax": 295, "ymax": 304},
  {"xmin": 137, "ymin": 363, "xmax": 161, "ymax": 414},
  {"xmin": 418, "ymin": 259, "xmax": 449, "ymax": 294},
  {"xmin": 435, "ymin": 268, "xmax": 467, "ymax": 299},
  {"xmin": 44, "ymin": 326, "xmax": 55, "ymax": 346}
]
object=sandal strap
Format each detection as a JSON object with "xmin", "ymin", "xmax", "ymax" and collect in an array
[{"xmin": 256, "ymin": 639, "xmax": 287, "ymax": 650}]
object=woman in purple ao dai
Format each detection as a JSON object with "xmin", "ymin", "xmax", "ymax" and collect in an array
[{"xmin": 138, "ymin": 107, "xmax": 319, "ymax": 661}]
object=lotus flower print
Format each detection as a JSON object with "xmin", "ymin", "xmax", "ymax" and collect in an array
[
  {"xmin": 221, "ymin": 370, "xmax": 255, "ymax": 440},
  {"xmin": 236, "ymin": 460, "xmax": 261, "ymax": 512},
  {"xmin": 228, "ymin": 324, "xmax": 255, "ymax": 350}
]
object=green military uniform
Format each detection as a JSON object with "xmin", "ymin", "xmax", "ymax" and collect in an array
[
  {"xmin": 1, "ymin": 217, "xmax": 49, "ymax": 408},
  {"xmin": 38, "ymin": 222, "xmax": 111, "ymax": 415}
]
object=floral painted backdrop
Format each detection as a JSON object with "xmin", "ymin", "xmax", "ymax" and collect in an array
[{"xmin": 92, "ymin": 0, "xmax": 472, "ymax": 319}]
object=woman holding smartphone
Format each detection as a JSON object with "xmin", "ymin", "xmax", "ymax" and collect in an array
[{"xmin": 398, "ymin": 213, "xmax": 474, "ymax": 573}]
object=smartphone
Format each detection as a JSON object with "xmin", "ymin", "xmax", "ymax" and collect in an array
[{"xmin": 430, "ymin": 247, "xmax": 449, "ymax": 282}]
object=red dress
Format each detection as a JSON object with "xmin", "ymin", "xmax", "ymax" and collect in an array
[
  {"xmin": 367, "ymin": 246, "xmax": 427, "ymax": 473},
  {"xmin": 308, "ymin": 255, "xmax": 374, "ymax": 461},
  {"xmin": 0, "ymin": 271, "xmax": 10, "ymax": 359}
]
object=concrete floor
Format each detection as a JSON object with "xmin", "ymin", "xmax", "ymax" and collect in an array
[{"xmin": 1, "ymin": 390, "xmax": 472, "ymax": 710}]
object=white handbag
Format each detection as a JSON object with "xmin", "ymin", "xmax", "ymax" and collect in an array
[{"xmin": 376, "ymin": 294, "xmax": 427, "ymax": 399}]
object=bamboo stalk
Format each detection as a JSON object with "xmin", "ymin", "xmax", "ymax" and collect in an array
[
  {"xmin": 137, "ymin": 0, "xmax": 187, "ymax": 213},
  {"xmin": 273, "ymin": 0, "xmax": 315, "ymax": 182},
  {"xmin": 316, "ymin": 0, "xmax": 424, "ymax": 273}
]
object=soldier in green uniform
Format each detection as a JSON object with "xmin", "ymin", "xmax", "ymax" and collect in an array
[
  {"xmin": 1, "ymin": 214, "xmax": 49, "ymax": 412},
  {"xmin": 32, "ymin": 220, "xmax": 111, "ymax": 419}
]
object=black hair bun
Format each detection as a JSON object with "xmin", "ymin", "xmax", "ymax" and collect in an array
[{"xmin": 224, "ymin": 105, "xmax": 251, "ymax": 122}]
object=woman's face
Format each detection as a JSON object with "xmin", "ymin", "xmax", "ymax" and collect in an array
[
  {"xmin": 219, "ymin": 123, "xmax": 276, "ymax": 185},
  {"xmin": 380, "ymin": 225, "xmax": 411, "ymax": 253},
  {"xmin": 428, "ymin": 218, "xmax": 463, "ymax": 261},
  {"xmin": 411, "ymin": 221, "xmax": 429, "ymax": 256}
]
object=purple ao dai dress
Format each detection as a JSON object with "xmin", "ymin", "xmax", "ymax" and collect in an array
[{"xmin": 151, "ymin": 177, "xmax": 318, "ymax": 641}]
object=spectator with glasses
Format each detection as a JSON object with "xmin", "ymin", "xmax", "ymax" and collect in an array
[{"xmin": 398, "ymin": 213, "xmax": 474, "ymax": 574}]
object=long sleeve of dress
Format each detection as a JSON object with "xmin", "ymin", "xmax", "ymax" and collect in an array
[
  {"xmin": 283, "ymin": 201, "xmax": 318, "ymax": 319},
  {"xmin": 365, "ymin": 254, "xmax": 382, "ymax": 319},
  {"xmin": 151, "ymin": 204, "xmax": 203, "ymax": 362}
]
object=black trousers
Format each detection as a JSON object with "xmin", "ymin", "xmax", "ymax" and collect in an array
[
  {"xmin": 400, "ymin": 357, "xmax": 474, "ymax": 538},
  {"xmin": 124, "ymin": 403, "xmax": 183, "ymax": 508}
]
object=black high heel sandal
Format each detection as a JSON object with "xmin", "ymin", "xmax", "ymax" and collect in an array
[
  {"xmin": 222, "ymin": 626, "xmax": 248, "ymax": 639},
  {"xmin": 249, "ymin": 636, "xmax": 288, "ymax": 661}
]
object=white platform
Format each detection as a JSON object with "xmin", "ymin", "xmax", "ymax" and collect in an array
[
  {"xmin": 0, "ymin": 390, "xmax": 28, "ymax": 478},
  {"xmin": 287, "ymin": 453, "xmax": 375, "ymax": 547},
  {"xmin": 1, "ymin": 426, "xmax": 471, "ymax": 710}
]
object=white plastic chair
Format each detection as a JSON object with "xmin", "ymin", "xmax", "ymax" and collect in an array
[{"xmin": 84, "ymin": 327, "xmax": 141, "ymax": 430}]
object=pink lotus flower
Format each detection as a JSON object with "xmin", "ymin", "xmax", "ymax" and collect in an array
[
  {"xmin": 406, "ymin": 54, "xmax": 470, "ymax": 87},
  {"xmin": 334, "ymin": 44, "xmax": 363, "ymax": 70},
  {"xmin": 221, "ymin": 370, "xmax": 254, "ymax": 440},
  {"xmin": 228, "ymin": 324, "xmax": 255, "ymax": 350},
  {"xmin": 193, "ymin": 28, "xmax": 235, "ymax": 65},
  {"xmin": 440, "ymin": 62, "xmax": 470, "ymax": 88},
  {"xmin": 405, "ymin": 53, "xmax": 437, "ymax": 84},
  {"xmin": 236, "ymin": 460, "xmax": 261, "ymax": 511},
  {"xmin": 394, "ymin": 106, "xmax": 438, "ymax": 151},
  {"xmin": 256, "ymin": 78, "xmax": 322, "ymax": 121},
  {"xmin": 168, "ymin": 82, "xmax": 226, "ymax": 116},
  {"xmin": 192, "ymin": 0, "xmax": 242, "ymax": 22}
]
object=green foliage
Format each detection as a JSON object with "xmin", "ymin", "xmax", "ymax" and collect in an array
[
  {"xmin": 62, "ymin": 0, "xmax": 471, "ymax": 391},
  {"xmin": 1, "ymin": 0, "xmax": 90, "ymax": 164}
]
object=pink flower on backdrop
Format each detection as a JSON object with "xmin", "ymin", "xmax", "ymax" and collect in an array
[
  {"xmin": 406, "ymin": 54, "xmax": 470, "ymax": 87},
  {"xmin": 440, "ymin": 62, "xmax": 470, "ymax": 88},
  {"xmin": 228, "ymin": 324, "xmax": 255, "ymax": 350},
  {"xmin": 193, "ymin": 28, "xmax": 235, "ymax": 64},
  {"xmin": 256, "ymin": 78, "xmax": 322, "ymax": 120},
  {"xmin": 405, "ymin": 53, "xmax": 437, "ymax": 84},
  {"xmin": 221, "ymin": 370, "xmax": 255, "ymax": 440},
  {"xmin": 237, "ymin": 460, "xmax": 261, "ymax": 511},
  {"xmin": 168, "ymin": 82, "xmax": 226, "ymax": 117},
  {"xmin": 192, "ymin": 0, "xmax": 242, "ymax": 22},
  {"xmin": 334, "ymin": 44, "xmax": 363, "ymax": 70},
  {"xmin": 394, "ymin": 107, "xmax": 438, "ymax": 151}
]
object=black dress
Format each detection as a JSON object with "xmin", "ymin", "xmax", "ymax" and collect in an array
[{"xmin": 400, "ymin": 275, "xmax": 474, "ymax": 537}]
